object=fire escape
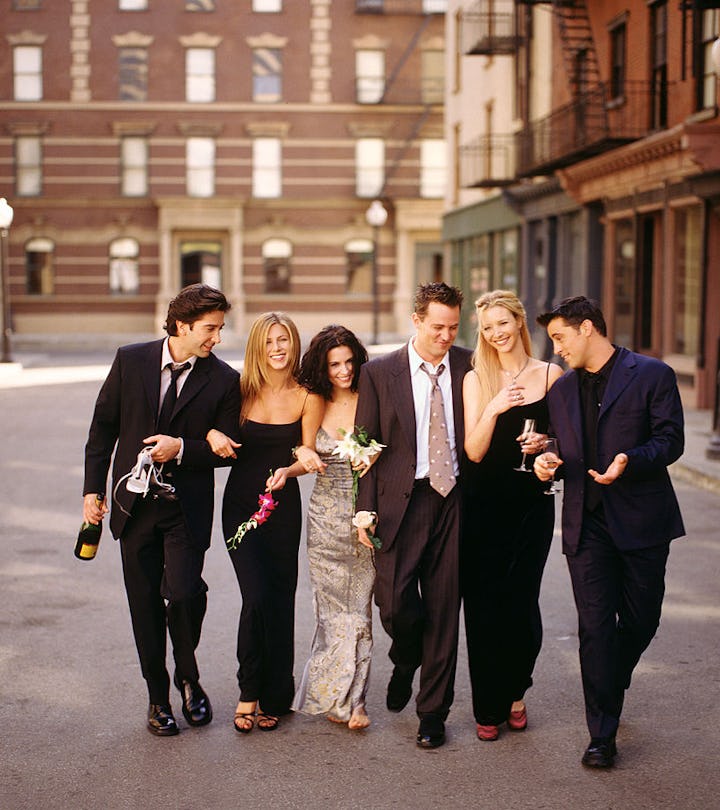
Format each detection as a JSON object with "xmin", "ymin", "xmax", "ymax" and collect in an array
[
  {"xmin": 355, "ymin": 0, "xmax": 446, "ymax": 196},
  {"xmin": 459, "ymin": 0, "xmax": 657, "ymax": 188}
]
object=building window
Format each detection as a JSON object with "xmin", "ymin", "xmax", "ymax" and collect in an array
[
  {"xmin": 185, "ymin": 0, "xmax": 215, "ymax": 10},
  {"xmin": 253, "ymin": 0, "xmax": 282, "ymax": 10},
  {"xmin": 16, "ymin": 136, "xmax": 42, "ymax": 196},
  {"xmin": 119, "ymin": 0, "xmax": 147, "ymax": 9},
  {"xmin": 424, "ymin": 0, "xmax": 447, "ymax": 11},
  {"xmin": 673, "ymin": 206, "xmax": 702, "ymax": 356},
  {"xmin": 109, "ymin": 238, "xmax": 140, "ymax": 295},
  {"xmin": 263, "ymin": 238, "xmax": 292, "ymax": 293},
  {"xmin": 698, "ymin": 9, "xmax": 719, "ymax": 110},
  {"xmin": 421, "ymin": 49, "xmax": 444, "ymax": 104},
  {"xmin": 119, "ymin": 47, "xmax": 148, "ymax": 101},
  {"xmin": 253, "ymin": 48, "xmax": 282, "ymax": 102},
  {"xmin": 356, "ymin": 138, "xmax": 384, "ymax": 198},
  {"xmin": 186, "ymin": 48, "xmax": 215, "ymax": 102},
  {"xmin": 13, "ymin": 0, "xmax": 43, "ymax": 9},
  {"xmin": 345, "ymin": 238, "xmax": 373, "ymax": 295},
  {"xmin": 420, "ymin": 139, "xmax": 446, "ymax": 198},
  {"xmin": 356, "ymin": 50, "xmax": 384, "ymax": 104},
  {"xmin": 650, "ymin": 0, "xmax": 668, "ymax": 130},
  {"xmin": 25, "ymin": 237, "xmax": 54, "ymax": 295},
  {"xmin": 186, "ymin": 137, "xmax": 215, "ymax": 197},
  {"xmin": 181, "ymin": 241, "xmax": 221, "ymax": 289},
  {"xmin": 121, "ymin": 137, "xmax": 148, "ymax": 196},
  {"xmin": 609, "ymin": 21, "xmax": 626, "ymax": 101},
  {"xmin": 13, "ymin": 45, "xmax": 42, "ymax": 101},
  {"xmin": 253, "ymin": 138, "xmax": 281, "ymax": 198}
]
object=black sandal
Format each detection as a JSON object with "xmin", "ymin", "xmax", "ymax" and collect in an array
[
  {"xmin": 233, "ymin": 711, "xmax": 256, "ymax": 734},
  {"xmin": 256, "ymin": 712, "xmax": 279, "ymax": 731}
]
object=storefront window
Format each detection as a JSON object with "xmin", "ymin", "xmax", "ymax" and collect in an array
[{"xmin": 673, "ymin": 206, "xmax": 702, "ymax": 356}]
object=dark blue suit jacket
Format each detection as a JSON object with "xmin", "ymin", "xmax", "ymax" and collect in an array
[
  {"xmin": 83, "ymin": 339, "xmax": 241, "ymax": 546},
  {"xmin": 547, "ymin": 346, "xmax": 685, "ymax": 555}
]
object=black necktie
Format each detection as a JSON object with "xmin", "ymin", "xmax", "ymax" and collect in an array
[{"xmin": 157, "ymin": 362, "xmax": 190, "ymax": 434}]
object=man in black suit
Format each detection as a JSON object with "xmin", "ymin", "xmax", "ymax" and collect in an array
[
  {"xmin": 82, "ymin": 284, "xmax": 241, "ymax": 736},
  {"xmin": 534, "ymin": 296, "xmax": 685, "ymax": 768},
  {"xmin": 355, "ymin": 282, "xmax": 472, "ymax": 749}
]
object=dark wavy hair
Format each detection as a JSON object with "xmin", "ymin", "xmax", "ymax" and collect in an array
[
  {"xmin": 414, "ymin": 282, "xmax": 464, "ymax": 317},
  {"xmin": 164, "ymin": 284, "xmax": 231, "ymax": 335},
  {"xmin": 536, "ymin": 295, "xmax": 607, "ymax": 337},
  {"xmin": 298, "ymin": 325, "xmax": 368, "ymax": 400}
]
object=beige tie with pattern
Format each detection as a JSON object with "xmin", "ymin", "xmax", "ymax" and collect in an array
[{"xmin": 420, "ymin": 363, "xmax": 456, "ymax": 497}]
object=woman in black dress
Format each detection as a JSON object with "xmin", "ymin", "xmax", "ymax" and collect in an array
[
  {"xmin": 207, "ymin": 312, "xmax": 323, "ymax": 733},
  {"xmin": 461, "ymin": 290, "xmax": 563, "ymax": 741}
]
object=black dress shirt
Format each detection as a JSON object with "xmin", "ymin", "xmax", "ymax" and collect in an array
[{"xmin": 579, "ymin": 348, "xmax": 618, "ymax": 512}]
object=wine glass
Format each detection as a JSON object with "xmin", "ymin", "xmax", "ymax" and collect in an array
[
  {"xmin": 542, "ymin": 437, "xmax": 562, "ymax": 495},
  {"xmin": 513, "ymin": 419, "xmax": 536, "ymax": 472}
]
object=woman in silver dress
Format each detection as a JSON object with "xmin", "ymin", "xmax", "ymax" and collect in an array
[{"xmin": 290, "ymin": 325, "xmax": 375, "ymax": 730}]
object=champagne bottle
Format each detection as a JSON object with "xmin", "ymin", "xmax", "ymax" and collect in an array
[{"xmin": 74, "ymin": 494, "xmax": 104, "ymax": 561}]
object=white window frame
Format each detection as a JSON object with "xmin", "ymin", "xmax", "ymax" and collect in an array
[
  {"xmin": 253, "ymin": 138, "xmax": 281, "ymax": 198},
  {"xmin": 121, "ymin": 137, "xmax": 148, "ymax": 197},
  {"xmin": 356, "ymin": 50, "xmax": 385, "ymax": 104},
  {"xmin": 109, "ymin": 237, "xmax": 140, "ymax": 295},
  {"xmin": 253, "ymin": 0, "xmax": 282, "ymax": 10},
  {"xmin": 186, "ymin": 137, "xmax": 215, "ymax": 197},
  {"xmin": 13, "ymin": 45, "xmax": 42, "ymax": 101},
  {"xmin": 355, "ymin": 138, "xmax": 384, "ymax": 198},
  {"xmin": 16, "ymin": 136, "xmax": 42, "ymax": 196},
  {"xmin": 186, "ymin": 47, "xmax": 216, "ymax": 102},
  {"xmin": 420, "ymin": 139, "xmax": 446, "ymax": 198},
  {"xmin": 119, "ymin": 0, "xmax": 148, "ymax": 9},
  {"xmin": 252, "ymin": 48, "xmax": 282, "ymax": 102}
]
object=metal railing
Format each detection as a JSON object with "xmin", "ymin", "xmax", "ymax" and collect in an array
[
  {"xmin": 355, "ymin": 0, "xmax": 447, "ymax": 14},
  {"xmin": 462, "ymin": 0, "xmax": 518, "ymax": 55}
]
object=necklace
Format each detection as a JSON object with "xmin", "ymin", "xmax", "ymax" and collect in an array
[{"xmin": 503, "ymin": 356, "xmax": 529, "ymax": 383}]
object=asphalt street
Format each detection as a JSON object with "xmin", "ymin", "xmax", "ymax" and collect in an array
[{"xmin": 0, "ymin": 357, "xmax": 718, "ymax": 809}]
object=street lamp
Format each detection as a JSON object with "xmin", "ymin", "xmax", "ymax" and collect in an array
[
  {"xmin": 0, "ymin": 197, "xmax": 15, "ymax": 364},
  {"xmin": 365, "ymin": 199, "xmax": 387, "ymax": 345}
]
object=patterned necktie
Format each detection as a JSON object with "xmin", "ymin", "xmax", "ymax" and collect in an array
[
  {"xmin": 420, "ymin": 363, "xmax": 456, "ymax": 497},
  {"xmin": 157, "ymin": 362, "xmax": 190, "ymax": 434}
]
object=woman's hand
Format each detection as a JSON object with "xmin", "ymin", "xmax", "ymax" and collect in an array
[
  {"xmin": 294, "ymin": 445, "xmax": 327, "ymax": 475},
  {"xmin": 207, "ymin": 428, "xmax": 241, "ymax": 459},
  {"xmin": 488, "ymin": 383, "xmax": 525, "ymax": 417},
  {"xmin": 517, "ymin": 430, "xmax": 547, "ymax": 456},
  {"xmin": 267, "ymin": 468, "xmax": 289, "ymax": 491}
]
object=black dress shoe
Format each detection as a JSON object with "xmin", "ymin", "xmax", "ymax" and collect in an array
[
  {"xmin": 582, "ymin": 737, "xmax": 617, "ymax": 768},
  {"xmin": 416, "ymin": 715, "xmax": 445, "ymax": 749},
  {"xmin": 174, "ymin": 674, "xmax": 213, "ymax": 727},
  {"xmin": 386, "ymin": 667, "xmax": 413, "ymax": 712},
  {"xmin": 147, "ymin": 704, "xmax": 179, "ymax": 737}
]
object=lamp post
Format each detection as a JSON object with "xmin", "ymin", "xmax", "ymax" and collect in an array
[
  {"xmin": 365, "ymin": 199, "xmax": 387, "ymax": 346},
  {"xmin": 0, "ymin": 198, "xmax": 15, "ymax": 364}
]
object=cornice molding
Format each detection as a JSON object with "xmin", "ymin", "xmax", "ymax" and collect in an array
[{"xmin": 112, "ymin": 31, "xmax": 155, "ymax": 48}]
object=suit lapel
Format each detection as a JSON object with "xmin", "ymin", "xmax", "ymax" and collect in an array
[
  {"xmin": 599, "ymin": 347, "xmax": 636, "ymax": 419},
  {"xmin": 171, "ymin": 356, "xmax": 212, "ymax": 423},
  {"xmin": 389, "ymin": 345, "xmax": 417, "ymax": 457},
  {"xmin": 448, "ymin": 346, "xmax": 466, "ymax": 449}
]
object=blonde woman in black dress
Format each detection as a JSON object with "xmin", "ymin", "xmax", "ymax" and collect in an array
[{"xmin": 462, "ymin": 290, "xmax": 563, "ymax": 741}]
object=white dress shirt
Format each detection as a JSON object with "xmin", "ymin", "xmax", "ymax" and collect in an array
[
  {"xmin": 407, "ymin": 338, "xmax": 459, "ymax": 479},
  {"xmin": 158, "ymin": 339, "xmax": 198, "ymax": 462}
]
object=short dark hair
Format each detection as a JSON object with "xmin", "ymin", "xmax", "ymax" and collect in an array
[
  {"xmin": 536, "ymin": 295, "xmax": 607, "ymax": 337},
  {"xmin": 298, "ymin": 324, "xmax": 368, "ymax": 400},
  {"xmin": 164, "ymin": 284, "xmax": 231, "ymax": 335},
  {"xmin": 414, "ymin": 282, "xmax": 464, "ymax": 318}
]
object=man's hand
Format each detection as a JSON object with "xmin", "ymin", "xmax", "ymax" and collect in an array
[
  {"xmin": 588, "ymin": 453, "xmax": 628, "ymax": 485},
  {"xmin": 357, "ymin": 526, "xmax": 376, "ymax": 549},
  {"xmin": 144, "ymin": 434, "xmax": 182, "ymax": 463},
  {"xmin": 534, "ymin": 451, "xmax": 563, "ymax": 482},
  {"xmin": 83, "ymin": 493, "xmax": 108, "ymax": 525}
]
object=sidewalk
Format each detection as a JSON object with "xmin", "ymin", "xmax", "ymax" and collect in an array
[{"xmin": 1, "ymin": 353, "xmax": 718, "ymax": 494}]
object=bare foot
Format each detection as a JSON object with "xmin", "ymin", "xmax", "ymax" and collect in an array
[
  {"xmin": 234, "ymin": 700, "xmax": 257, "ymax": 733},
  {"xmin": 510, "ymin": 700, "xmax": 525, "ymax": 713},
  {"xmin": 327, "ymin": 714, "xmax": 346, "ymax": 725},
  {"xmin": 348, "ymin": 707, "xmax": 370, "ymax": 730}
]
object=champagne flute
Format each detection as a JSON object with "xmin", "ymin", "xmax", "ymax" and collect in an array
[
  {"xmin": 513, "ymin": 418, "xmax": 536, "ymax": 472},
  {"xmin": 543, "ymin": 437, "xmax": 562, "ymax": 495}
]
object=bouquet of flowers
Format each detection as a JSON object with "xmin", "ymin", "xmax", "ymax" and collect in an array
[
  {"xmin": 332, "ymin": 425, "xmax": 385, "ymax": 506},
  {"xmin": 226, "ymin": 477, "xmax": 278, "ymax": 551}
]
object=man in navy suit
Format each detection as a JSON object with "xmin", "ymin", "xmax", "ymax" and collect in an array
[
  {"xmin": 82, "ymin": 284, "xmax": 240, "ymax": 736},
  {"xmin": 355, "ymin": 282, "xmax": 472, "ymax": 749},
  {"xmin": 534, "ymin": 296, "xmax": 684, "ymax": 768}
]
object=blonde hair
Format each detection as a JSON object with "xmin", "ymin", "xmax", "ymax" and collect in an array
[
  {"xmin": 241, "ymin": 312, "xmax": 301, "ymax": 416},
  {"xmin": 472, "ymin": 290, "xmax": 533, "ymax": 413}
]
